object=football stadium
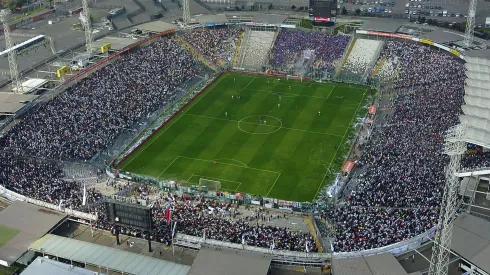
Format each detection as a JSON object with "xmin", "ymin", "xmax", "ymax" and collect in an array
[{"xmin": 0, "ymin": 4, "xmax": 489, "ymax": 275}]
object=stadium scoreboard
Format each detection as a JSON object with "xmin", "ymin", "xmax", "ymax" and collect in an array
[
  {"xmin": 104, "ymin": 199, "xmax": 152, "ymax": 231},
  {"xmin": 309, "ymin": 0, "xmax": 338, "ymax": 25}
]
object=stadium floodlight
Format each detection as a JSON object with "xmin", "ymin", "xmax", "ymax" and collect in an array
[
  {"xmin": 183, "ymin": 0, "xmax": 190, "ymax": 24},
  {"xmin": 428, "ymin": 123, "xmax": 466, "ymax": 275},
  {"xmin": 199, "ymin": 178, "xmax": 221, "ymax": 191},
  {"xmin": 0, "ymin": 9, "xmax": 22, "ymax": 93}
]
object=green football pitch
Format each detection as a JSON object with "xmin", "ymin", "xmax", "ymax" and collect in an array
[
  {"xmin": 0, "ymin": 225, "xmax": 19, "ymax": 248},
  {"xmin": 119, "ymin": 72, "xmax": 369, "ymax": 201}
]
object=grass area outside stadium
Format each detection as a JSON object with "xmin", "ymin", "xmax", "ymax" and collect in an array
[{"xmin": 117, "ymin": 72, "xmax": 372, "ymax": 202}]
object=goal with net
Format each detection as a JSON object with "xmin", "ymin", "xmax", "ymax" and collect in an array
[
  {"xmin": 286, "ymin": 75, "xmax": 303, "ymax": 82},
  {"xmin": 199, "ymin": 178, "xmax": 221, "ymax": 191}
]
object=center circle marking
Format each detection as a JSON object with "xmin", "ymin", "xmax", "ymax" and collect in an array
[{"xmin": 237, "ymin": 115, "xmax": 282, "ymax": 135}]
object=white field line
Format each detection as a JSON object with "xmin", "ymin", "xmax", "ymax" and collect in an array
[
  {"xmin": 234, "ymin": 182, "xmax": 243, "ymax": 191},
  {"xmin": 192, "ymin": 174, "xmax": 242, "ymax": 191},
  {"xmin": 184, "ymin": 113, "xmax": 344, "ymax": 138},
  {"xmin": 313, "ymin": 94, "xmax": 366, "ymax": 199},
  {"xmin": 325, "ymin": 85, "xmax": 336, "ymax": 100},
  {"xmin": 178, "ymin": 155, "xmax": 280, "ymax": 175},
  {"xmin": 266, "ymin": 172, "xmax": 282, "ymax": 196},
  {"xmin": 247, "ymin": 89, "xmax": 332, "ymax": 100},
  {"xmin": 121, "ymin": 74, "xmax": 228, "ymax": 168},
  {"xmin": 157, "ymin": 156, "xmax": 180, "ymax": 178},
  {"xmin": 214, "ymin": 158, "xmax": 248, "ymax": 167},
  {"xmin": 186, "ymin": 174, "xmax": 195, "ymax": 183},
  {"xmin": 244, "ymin": 77, "xmax": 256, "ymax": 89}
]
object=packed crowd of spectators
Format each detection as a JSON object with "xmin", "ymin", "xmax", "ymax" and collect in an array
[
  {"xmin": 180, "ymin": 28, "xmax": 242, "ymax": 66},
  {"xmin": 0, "ymin": 154, "xmax": 102, "ymax": 208},
  {"xmin": 321, "ymin": 40, "xmax": 468, "ymax": 252},
  {"xmin": 95, "ymin": 193, "xmax": 316, "ymax": 252},
  {"xmin": 461, "ymin": 150, "xmax": 490, "ymax": 170},
  {"xmin": 270, "ymin": 30, "xmax": 349, "ymax": 74},
  {"xmin": 0, "ymin": 39, "xmax": 203, "ymax": 161}
]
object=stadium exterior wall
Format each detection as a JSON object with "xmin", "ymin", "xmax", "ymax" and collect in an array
[
  {"xmin": 0, "ymin": 185, "xmax": 96, "ymax": 221},
  {"xmin": 172, "ymin": 226, "xmax": 436, "ymax": 261}
]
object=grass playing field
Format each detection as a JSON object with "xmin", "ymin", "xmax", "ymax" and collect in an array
[
  {"xmin": 0, "ymin": 225, "xmax": 19, "ymax": 248},
  {"xmin": 119, "ymin": 72, "xmax": 370, "ymax": 202}
]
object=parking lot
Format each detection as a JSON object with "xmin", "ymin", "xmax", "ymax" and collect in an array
[{"xmin": 340, "ymin": 0, "xmax": 490, "ymax": 25}]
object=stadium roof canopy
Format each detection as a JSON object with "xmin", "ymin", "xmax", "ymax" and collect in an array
[
  {"xmin": 462, "ymin": 50, "xmax": 490, "ymax": 149},
  {"xmin": 188, "ymin": 244, "xmax": 273, "ymax": 275},
  {"xmin": 0, "ymin": 201, "xmax": 66, "ymax": 267},
  {"xmin": 252, "ymin": 14, "xmax": 288, "ymax": 25},
  {"xmin": 418, "ymin": 30, "xmax": 463, "ymax": 44},
  {"xmin": 135, "ymin": 21, "xmax": 176, "ymax": 34},
  {"xmin": 0, "ymin": 102, "xmax": 26, "ymax": 114},
  {"xmin": 359, "ymin": 21, "xmax": 402, "ymax": 33},
  {"xmin": 451, "ymin": 214, "xmax": 490, "ymax": 274},
  {"xmin": 194, "ymin": 14, "xmax": 228, "ymax": 24},
  {"xmin": 92, "ymin": 36, "xmax": 137, "ymax": 51},
  {"xmin": 465, "ymin": 49, "xmax": 490, "ymax": 58},
  {"xmin": 12, "ymin": 78, "xmax": 48, "ymax": 94},
  {"xmin": 21, "ymin": 257, "xmax": 107, "ymax": 275},
  {"xmin": 332, "ymin": 253, "xmax": 409, "ymax": 275},
  {"xmin": 29, "ymin": 234, "xmax": 190, "ymax": 275}
]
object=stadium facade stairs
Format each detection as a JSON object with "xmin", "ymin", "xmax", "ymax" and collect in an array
[
  {"xmin": 232, "ymin": 31, "xmax": 245, "ymax": 68},
  {"xmin": 174, "ymin": 38, "xmax": 218, "ymax": 71},
  {"xmin": 362, "ymin": 40, "xmax": 385, "ymax": 82},
  {"xmin": 236, "ymin": 30, "xmax": 276, "ymax": 70},
  {"xmin": 338, "ymin": 38, "xmax": 383, "ymax": 82},
  {"xmin": 335, "ymin": 37, "xmax": 356, "ymax": 77},
  {"xmin": 304, "ymin": 217, "xmax": 324, "ymax": 252},
  {"xmin": 235, "ymin": 28, "xmax": 252, "ymax": 69},
  {"xmin": 370, "ymin": 56, "xmax": 387, "ymax": 79}
]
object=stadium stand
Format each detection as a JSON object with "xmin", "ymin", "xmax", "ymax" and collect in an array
[
  {"xmin": 0, "ymin": 154, "xmax": 102, "ymax": 208},
  {"xmin": 318, "ymin": 39, "xmax": 467, "ymax": 252},
  {"xmin": 93, "ymin": 193, "xmax": 317, "ymax": 252},
  {"xmin": 179, "ymin": 28, "xmax": 242, "ymax": 67},
  {"xmin": 237, "ymin": 30, "xmax": 276, "ymax": 69},
  {"xmin": 341, "ymin": 38, "xmax": 384, "ymax": 81},
  {"xmin": 0, "ymin": 39, "xmax": 203, "ymax": 161},
  {"xmin": 269, "ymin": 30, "xmax": 349, "ymax": 77}
]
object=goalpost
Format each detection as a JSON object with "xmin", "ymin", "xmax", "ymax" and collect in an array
[
  {"xmin": 286, "ymin": 75, "xmax": 303, "ymax": 82},
  {"xmin": 199, "ymin": 178, "xmax": 221, "ymax": 191}
]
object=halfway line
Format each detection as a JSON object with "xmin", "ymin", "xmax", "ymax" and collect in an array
[{"xmin": 184, "ymin": 113, "xmax": 344, "ymax": 138}]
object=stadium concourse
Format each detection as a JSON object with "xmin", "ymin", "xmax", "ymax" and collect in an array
[{"xmin": 0, "ymin": 24, "xmax": 489, "ymax": 260}]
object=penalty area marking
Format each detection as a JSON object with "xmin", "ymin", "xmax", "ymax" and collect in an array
[
  {"xmin": 178, "ymin": 155, "xmax": 281, "ymax": 175},
  {"xmin": 244, "ymin": 77, "xmax": 256, "ymax": 90},
  {"xmin": 214, "ymin": 158, "xmax": 248, "ymax": 167},
  {"xmin": 238, "ymin": 115, "xmax": 282, "ymax": 135},
  {"xmin": 192, "ymin": 174, "xmax": 242, "ymax": 191},
  {"xmin": 156, "ymin": 156, "xmax": 180, "ymax": 179},
  {"xmin": 266, "ymin": 172, "xmax": 282, "ymax": 196}
]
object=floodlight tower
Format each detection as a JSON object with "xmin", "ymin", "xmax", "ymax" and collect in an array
[
  {"xmin": 81, "ymin": 0, "xmax": 94, "ymax": 52},
  {"xmin": 0, "ymin": 9, "xmax": 22, "ymax": 93},
  {"xmin": 183, "ymin": 0, "xmax": 190, "ymax": 24},
  {"xmin": 463, "ymin": 0, "xmax": 477, "ymax": 47},
  {"xmin": 428, "ymin": 124, "xmax": 466, "ymax": 275}
]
